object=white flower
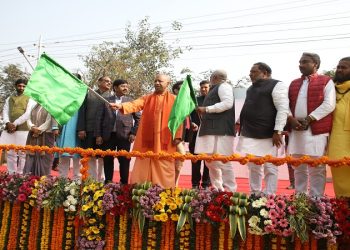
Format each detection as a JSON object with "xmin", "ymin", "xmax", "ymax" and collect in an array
[
  {"xmin": 69, "ymin": 189, "xmax": 76, "ymax": 196},
  {"xmin": 68, "ymin": 205, "xmax": 76, "ymax": 212},
  {"xmin": 67, "ymin": 195, "xmax": 75, "ymax": 201},
  {"xmin": 260, "ymin": 197, "xmax": 267, "ymax": 204},
  {"xmin": 252, "ymin": 201, "xmax": 261, "ymax": 208},
  {"xmin": 248, "ymin": 215, "xmax": 260, "ymax": 226},
  {"xmin": 264, "ymin": 219, "xmax": 272, "ymax": 225},
  {"xmin": 70, "ymin": 199, "xmax": 77, "ymax": 205},
  {"xmin": 63, "ymin": 200, "xmax": 70, "ymax": 207},
  {"xmin": 260, "ymin": 209, "xmax": 269, "ymax": 218}
]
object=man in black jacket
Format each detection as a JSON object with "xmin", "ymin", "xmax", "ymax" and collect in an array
[
  {"xmin": 189, "ymin": 80, "xmax": 211, "ymax": 189},
  {"xmin": 95, "ymin": 79, "xmax": 141, "ymax": 184}
]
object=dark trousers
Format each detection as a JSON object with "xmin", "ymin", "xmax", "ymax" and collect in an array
[
  {"xmin": 189, "ymin": 131, "xmax": 211, "ymax": 188},
  {"xmin": 102, "ymin": 133, "xmax": 131, "ymax": 184}
]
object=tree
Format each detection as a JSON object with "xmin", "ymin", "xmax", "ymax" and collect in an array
[
  {"xmin": 83, "ymin": 17, "xmax": 184, "ymax": 98},
  {"xmin": 0, "ymin": 64, "xmax": 30, "ymax": 110},
  {"xmin": 323, "ymin": 69, "xmax": 335, "ymax": 78}
]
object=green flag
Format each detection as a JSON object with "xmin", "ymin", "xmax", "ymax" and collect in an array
[
  {"xmin": 168, "ymin": 75, "xmax": 197, "ymax": 138},
  {"xmin": 24, "ymin": 54, "xmax": 88, "ymax": 125}
]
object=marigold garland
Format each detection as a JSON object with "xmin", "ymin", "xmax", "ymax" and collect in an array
[
  {"xmin": 7, "ymin": 202, "xmax": 21, "ymax": 249},
  {"xmin": 18, "ymin": 202, "xmax": 31, "ymax": 250},
  {"xmin": 0, "ymin": 201, "xmax": 11, "ymax": 249},
  {"xmin": 28, "ymin": 207, "xmax": 40, "ymax": 250},
  {"xmin": 1, "ymin": 144, "xmax": 350, "ymax": 168}
]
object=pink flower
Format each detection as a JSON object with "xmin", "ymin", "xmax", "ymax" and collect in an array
[
  {"xmin": 264, "ymin": 225, "xmax": 274, "ymax": 233},
  {"xmin": 266, "ymin": 199, "xmax": 275, "ymax": 209},
  {"xmin": 282, "ymin": 228, "xmax": 293, "ymax": 237},
  {"xmin": 278, "ymin": 218, "xmax": 289, "ymax": 228},
  {"xmin": 17, "ymin": 193, "xmax": 27, "ymax": 202},
  {"xmin": 269, "ymin": 209, "xmax": 278, "ymax": 220},
  {"xmin": 276, "ymin": 200, "xmax": 286, "ymax": 211},
  {"xmin": 287, "ymin": 205, "xmax": 296, "ymax": 215}
]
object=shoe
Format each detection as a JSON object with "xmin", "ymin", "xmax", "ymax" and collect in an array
[
  {"xmin": 52, "ymin": 158, "xmax": 59, "ymax": 171},
  {"xmin": 286, "ymin": 185, "xmax": 295, "ymax": 190}
]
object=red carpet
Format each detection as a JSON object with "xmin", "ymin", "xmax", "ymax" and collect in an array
[{"xmin": 0, "ymin": 165, "xmax": 335, "ymax": 197}]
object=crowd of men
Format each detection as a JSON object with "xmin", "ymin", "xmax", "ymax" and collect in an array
[{"xmin": 1, "ymin": 52, "xmax": 350, "ymax": 198}]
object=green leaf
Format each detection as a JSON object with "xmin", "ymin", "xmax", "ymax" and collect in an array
[
  {"xmin": 138, "ymin": 212, "xmax": 145, "ymax": 233},
  {"xmin": 176, "ymin": 211, "xmax": 187, "ymax": 233},
  {"xmin": 229, "ymin": 213, "xmax": 238, "ymax": 239},
  {"xmin": 238, "ymin": 215, "xmax": 246, "ymax": 241}
]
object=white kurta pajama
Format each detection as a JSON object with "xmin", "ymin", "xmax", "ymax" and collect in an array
[
  {"xmin": 236, "ymin": 81, "xmax": 289, "ymax": 194},
  {"xmin": 0, "ymin": 97, "xmax": 36, "ymax": 174},
  {"xmin": 195, "ymin": 82, "xmax": 237, "ymax": 192},
  {"xmin": 288, "ymin": 78, "xmax": 336, "ymax": 197}
]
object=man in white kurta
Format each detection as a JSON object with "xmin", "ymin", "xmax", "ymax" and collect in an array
[
  {"xmin": 236, "ymin": 63, "xmax": 289, "ymax": 194},
  {"xmin": 0, "ymin": 79, "xmax": 36, "ymax": 174},
  {"xmin": 287, "ymin": 52, "xmax": 336, "ymax": 197},
  {"xmin": 195, "ymin": 70, "xmax": 237, "ymax": 192}
]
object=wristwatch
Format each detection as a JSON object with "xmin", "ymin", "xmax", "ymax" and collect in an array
[{"xmin": 274, "ymin": 130, "xmax": 282, "ymax": 135}]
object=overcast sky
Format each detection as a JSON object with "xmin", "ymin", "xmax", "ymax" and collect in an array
[{"xmin": 1, "ymin": 0, "xmax": 350, "ymax": 85}]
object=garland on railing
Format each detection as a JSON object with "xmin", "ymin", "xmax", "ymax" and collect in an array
[{"xmin": 1, "ymin": 144, "xmax": 350, "ymax": 168}]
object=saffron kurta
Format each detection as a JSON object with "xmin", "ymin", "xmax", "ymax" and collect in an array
[
  {"xmin": 328, "ymin": 81, "xmax": 350, "ymax": 197},
  {"xmin": 121, "ymin": 91, "xmax": 182, "ymax": 188}
]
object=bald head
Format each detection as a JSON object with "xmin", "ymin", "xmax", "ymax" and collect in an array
[
  {"xmin": 210, "ymin": 70, "xmax": 227, "ymax": 85},
  {"xmin": 154, "ymin": 74, "xmax": 171, "ymax": 94}
]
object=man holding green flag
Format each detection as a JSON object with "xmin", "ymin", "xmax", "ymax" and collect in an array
[
  {"xmin": 168, "ymin": 75, "xmax": 198, "ymax": 138},
  {"xmin": 24, "ymin": 54, "xmax": 89, "ymax": 125}
]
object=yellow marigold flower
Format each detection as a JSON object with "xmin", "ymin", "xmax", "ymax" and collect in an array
[
  {"xmin": 171, "ymin": 214, "xmax": 179, "ymax": 221},
  {"xmin": 29, "ymin": 200, "xmax": 35, "ymax": 206},
  {"xmin": 87, "ymin": 235, "xmax": 95, "ymax": 241},
  {"xmin": 91, "ymin": 226, "xmax": 100, "ymax": 234},
  {"xmin": 166, "ymin": 189, "xmax": 171, "ymax": 195},
  {"xmin": 153, "ymin": 203, "xmax": 164, "ymax": 211},
  {"xmin": 154, "ymin": 215, "xmax": 161, "ymax": 221},
  {"xmin": 40, "ymin": 176, "xmax": 47, "ymax": 181},
  {"xmin": 83, "ymin": 186, "xmax": 89, "ymax": 193},
  {"xmin": 84, "ymin": 228, "xmax": 91, "ymax": 235},
  {"xmin": 93, "ymin": 190, "xmax": 104, "ymax": 201},
  {"xmin": 97, "ymin": 200, "xmax": 103, "ymax": 207},
  {"xmin": 93, "ymin": 205, "xmax": 99, "ymax": 213},
  {"xmin": 166, "ymin": 209, "xmax": 172, "ymax": 214},
  {"xmin": 32, "ymin": 189, "xmax": 38, "ymax": 195},
  {"xmin": 175, "ymin": 197, "xmax": 183, "ymax": 206},
  {"xmin": 88, "ymin": 218, "xmax": 96, "ymax": 224},
  {"xmin": 99, "ymin": 223, "xmax": 104, "ymax": 229},
  {"xmin": 160, "ymin": 213, "xmax": 168, "ymax": 222},
  {"xmin": 97, "ymin": 210, "xmax": 104, "ymax": 216},
  {"xmin": 173, "ymin": 187, "xmax": 181, "ymax": 195},
  {"xmin": 159, "ymin": 192, "xmax": 168, "ymax": 198},
  {"xmin": 169, "ymin": 203, "xmax": 177, "ymax": 210},
  {"xmin": 82, "ymin": 205, "xmax": 90, "ymax": 211},
  {"xmin": 89, "ymin": 183, "xmax": 97, "ymax": 191}
]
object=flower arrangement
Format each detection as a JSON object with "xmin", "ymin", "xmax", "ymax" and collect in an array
[
  {"xmin": 78, "ymin": 179, "xmax": 106, "ymax": 250},
  {"xmin": 0, "ymin": 172, "xmax": 347, "ymax": 248},
  {"xmin": 152, "ymin": 187, "xmax": 183, "ymax": 222},
  {"xmin": 332, "ymin": 197, "xmax": 350, "ymax": 246},
  {"xmin": 102, "ymin": 182, "xmax": 133, "ymax": 215},
  {"xmin": 28, "ymin": 175, "xmax": 56, "ymax": 208},
  {"xmin": 308, "ymin": 196, "xmax": 342, "ymax": 244}
]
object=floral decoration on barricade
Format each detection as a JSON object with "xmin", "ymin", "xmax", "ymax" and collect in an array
[{"xmin": 0, "ymin": 172, "xmax": 349, "ymax": 249}]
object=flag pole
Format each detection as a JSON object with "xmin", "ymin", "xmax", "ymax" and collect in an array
[{"xmin": 86, "ymin": 86, "xmax": 110, "ymax": 105}]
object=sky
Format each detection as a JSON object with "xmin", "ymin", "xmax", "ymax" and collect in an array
[{"xmin": 1, "ymin": 0, "xmax": 350, "ymax": 86}]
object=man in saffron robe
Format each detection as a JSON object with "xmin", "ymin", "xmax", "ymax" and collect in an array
[
  {"xmin": 328, "ymin": 57, "xmax": 350, "ymax": 197},
  {"xmin": 110, "ymin": 74, "xmax": 182, "ymax": 188}
]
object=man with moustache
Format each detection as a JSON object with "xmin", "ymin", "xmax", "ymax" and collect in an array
[
  {"xmin": 77, "ymin": 76, "xmax": 112, "ymax": 181},
  {"xmin": 0, "ymin": 78, "xmax": 36, "ymax": 174},
  {"xmin": 95, "ymin": 79, "xmax": 141, "ymax": 184},
  {"xmin": 110, "ymin": 74, "xmax": 183, "ymax": 188},
  {"xmin": 237, "ymin": 62, "xmax": 289, "ymax": 194},
  {"xmin": 328, "ymin": 57, "xmax": 350, "ymax": 197},
  {"xmin": 287, "ymin": 52, "xmax": 336, "ymax": 197}
]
